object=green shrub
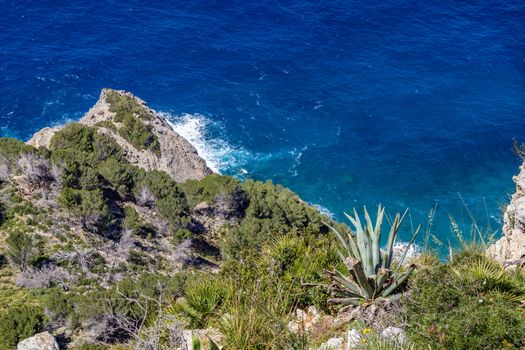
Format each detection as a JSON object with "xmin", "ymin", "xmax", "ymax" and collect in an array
[
  {"xmin": 218, "ymin": 281, "xmax": 293, "ymax": 349},
  {"xmin": 72, "ymin": 344, "xmax": 109, "ymax": 350},
  {"xmin": 106, "ymin": 90, "xmax": 151, "ymax": 121},
  {"xmin": 98, "ymin": 159, "xmax": 138, "ymax": 199},
  {"xmin": 94, "ymin": 120, "xmax": 117, "ymax": 131},
  {"xmin": 175, "ymin": 276, "xmax": 226, "ymax": 328},
  {"xmin": 50, "ymin": 123, "xmax": 97, "ymax": 153},
  {"xmin": 404, "ymin": 255, "xmax": 525, "ymax": 349},
  {"xmin": 118, "ymin": 114, "xmax": 161, "ymax": 156},
  {"xmin": 105, "ymin": 90, "xmax": 160, "ymax": 154},
  {"xmin": 44, "ymin": 288, "xmax": 78, "ymax": 326},
  {"xmin": 59, "ymin": 188, "xmax": 111, "ymax": 233},
  {"xmin": 0, "ymin": 138, "xmax": 35, "ymax": 160},
  {"xmin": 5, "ymin": 231, "xmax": 43, "ymax": 270},
  {"xmin": 0, "ymin": 305, "xmax": 46, "ymax": 350},
  {"xmin": 221, "ymin": 180, "xmax": 330, "ymax": 259},
  {"xmin": 180, "ymin": 174, "xmax": 243, "ymax": 208},
  {"xmin": 135, "ymin": 170, "xmax": 189, "ymax": 229}
]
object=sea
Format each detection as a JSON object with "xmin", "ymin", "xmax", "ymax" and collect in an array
[{"xmin": 1, "ymin": 0, "xmax": 525, "ymax": 248}]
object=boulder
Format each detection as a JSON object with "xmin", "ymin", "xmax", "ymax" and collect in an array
[
  {"xmin": 346, "ymin": 329, "xmax": 362, "ymax": 349},
  {"xmin": 318, "ymin": 337, "xmax": 344, "ymax": 350},
  {"xmin": 17, "ymin": 332, "xmax": 59, "ymax": 350},
  {"xmin": 381, "ymin": 326, "xmax": 406, "ymax": 344}
]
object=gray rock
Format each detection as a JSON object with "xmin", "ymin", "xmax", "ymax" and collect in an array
[
  {"xmin": 27, "ymin": 89, "xmax": 212, "ymax": 183},
  {"xmin": 488, "ymin": 162, "xmax": 525, "ymax": 265},
  {"xmin": 318, "ymin": 337, "xmax": 344, "ymax": 350},
  {"xmin": 17, "ymin": 332, "xmax": 59, "ymax": 350},
  {"xmin": 346, "ymin": 329, "xmax": 362, "ymax": 349},
  {"xmin": 381, "ymin": 326, "xmax": 406, "ymax": 344}
]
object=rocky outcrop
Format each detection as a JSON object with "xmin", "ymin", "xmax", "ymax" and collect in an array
[
  {"xmin": 17, "ymin": 332, "xmax": 59, "ymax": 350},
  {"xmin": 488, "ymin": 162, "xmax": 525, "ymax": 265},
  {"xmin": 27, "ymin": 89, "xmax": 212, "ymax": 182}
]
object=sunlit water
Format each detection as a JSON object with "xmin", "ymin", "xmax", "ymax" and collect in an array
[{"xmin": 2, "ymin": 1, "xmax": 525, "ymax": 246}]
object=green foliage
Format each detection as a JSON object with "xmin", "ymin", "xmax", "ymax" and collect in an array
[
  {"xmin": 0, "ymin": 138, "xmax": 35, "ymax": 160},
  {"xmin": 72, "ymin": 344, "xmax": 109, "ymax": 350},
  {"xmin": 218, "ymin": 281, "xmax": 294, "ymax": 350},
  {"xmin": 0, "ymin": 305, "xmax": 46, "ymax": 350},
  {"xmin": 4, "ymin": 231, "xmax": 43, "ymax": 270},
  {"xmin": 326, "ymin": 206, "xmax": 418, "ymax": 306},
  {"xmin": 105, "ymin": 90, "xmax": 161, "ymax": 155},
  {"xmin": 258, "ymin": 234, "xmax": 338, "ymax": 309},
  {"xmin": 44, "ymin": 288, "xmax": 78, "ymax": 326},
  {"xmin": 95, "ymin": 120, "xmax": 117, "ymax": 131},
  {"xmin": 180, "ymin": 174, "xmax": 243, "ymax": 208},
  {"xmin": 221, "ymin": 180, "xmax": 328, "ymax": 259},
  {"xmin": 59, "ymin": 188, "xmax": 111, "ymax": 233},
  {"xmin": 74, "ymin": 272, "xmax": 187, "ymax": 327},
  {"xmin": 106, "ymin": 90, "xmax": 151, "ymax": 121},
  {"xmin": 118, "ymin": 114, "xmax": 161, "ymax": 156},
  {"xmin": 98, "ymin": 158, "xmax": 138, "ymax": 199},
  {"xmin": 191, "ymin": 331, "xmax": 202, "ymax": 350},
  {"xmin": 175, "ymin": 275, "xmax": 226, "ymax": 328},
  {"xmin": 454, "ymin": 258, "xmax": 525, "ymax": 303},
  {"xmin": 136, "ymin": 170, "xmax": 189, "ymax": 228},
  {"xmin": 50, "ymin": 123, "xmax": 97, "ymax": 153},
  {"xmin": 404, "ymin": 253, "xmax": 525, "ymax": 349}
]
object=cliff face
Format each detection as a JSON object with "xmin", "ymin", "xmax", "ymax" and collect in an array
[
  {"xmin": 27, "ymin": 89, "xmax": 212, "ymax": 182},
  {"xmin": 488, "ymin": 162, "xmax": 525, "ymax": 265}
]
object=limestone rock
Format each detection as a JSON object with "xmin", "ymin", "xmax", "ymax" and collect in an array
[
  {"xmin": 288, "ymin": 306, "xmax": 322, "ymax": 333},
  {"xmin": 27, "ymin": 88, "xmax": 212, "ymax": 182},
  {"xmin": 488, "ymin": 162, "xmax": 525, "ymax": 265},
  {"xmin": 17, "ymin": 332, "xmax": 59, "ymax": 350},
  {"xmin": 381, "ymin": 326, "xmax": 406, "ymax": 345},
  {"xmin": 26, "ymin": 127, "xmax": 60, "ymax": 149},
  {"xmin": 318, "ymin": 337, "xmax": 344, "ymax": 350},
  {"xmin": 346, "ymin": 329, "xmax": 362, "ymax": 349}
]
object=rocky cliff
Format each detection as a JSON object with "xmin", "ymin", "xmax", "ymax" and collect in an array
[
  {"xmin": 27, "ymin": 89, "xmax": 212, "ymax": 182},
  {"xmin": 488, "ymin": 162, "xmax": 525, "ymax": 266}
]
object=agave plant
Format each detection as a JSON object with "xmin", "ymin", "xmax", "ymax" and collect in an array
[{"xmin": 325, "ymin": 205, "xmax": 419, "ymax": 306}]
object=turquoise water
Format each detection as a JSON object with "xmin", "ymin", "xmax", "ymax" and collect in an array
[{"xmin": 2, "ymin": 1, "xmax": 525, "ymax": 244}]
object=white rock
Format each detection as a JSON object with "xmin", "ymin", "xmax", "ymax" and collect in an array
[
  {"xmin": 17, "ymin": 332, "xmax": 59, "ymax": 350},
  {"xmin": 488, "ymin": 162, "xmax": 525, "ymax": 265},
  {"xmin": 346, "ymin": 329, "xmax": 362, "ymax": 349},
  {"xmin": 381, "ymin": 326, "xmax": 406, "ymax": 344},
  {"xmin": 318, "ymin": 337, "xmax": 344, "ymax": 350}
]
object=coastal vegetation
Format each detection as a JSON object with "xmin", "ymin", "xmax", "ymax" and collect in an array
[{"xmin": 1, "ymin": 91, "xmax": 524, "ymax": 349}]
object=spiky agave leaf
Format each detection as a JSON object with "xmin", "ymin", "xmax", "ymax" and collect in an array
[
  {"xmin": 383, "ymin": 209, "xmax": 408, "ymax": 269},
  {"xmin": 326, "ymin": 206, "xmax": 417, "ymax": 305}
]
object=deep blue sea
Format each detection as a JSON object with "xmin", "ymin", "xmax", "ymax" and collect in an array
[{"xmin": 2, "ymin": 1, "xmax": 525, "ymax": 246}]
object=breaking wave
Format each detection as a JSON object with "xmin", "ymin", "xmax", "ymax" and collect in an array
[{"xmin": 164, "ymin": 113, "xmax": 251, "ymax": 175}]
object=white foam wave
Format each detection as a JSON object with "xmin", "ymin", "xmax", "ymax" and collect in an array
[
  {"xmin": 393, "ymin": 242, "xmax": 421, "ymax": 262},
  {"xmin": 311, "ymin": 203, "xmax": 335, "ymax": 219},
  {"xmin": 163, "ymin": 113, "xmax": 251, "ymax": 174}
]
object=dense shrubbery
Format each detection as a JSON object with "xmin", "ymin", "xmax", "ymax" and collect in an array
[
  {"xmin": 221, "ymin": 180, "xmax": 330, "ymax": 259},
  {"xmin": 180, "ymin": 174, "xmax": 244, "ymax": 209},
  {"xmin": 49, "ymin": 123, "xmax": 187, "ymax": 235},
  {"xmin": 404, "ymin": 250, "xmax": 525, "ymax": 349},
  {"xmin": 3, "ymin": 120, "xmax": 525, "ymax": 349},
  {"xmin": 0, "ymin": 138, "xmax": 35, "ymax": 160},
  {"xmin": 5, "ymin": 231, "xmax": 43, "ymax": 270},
  {"xmin": 0, "ymin": 305, "xmax": 46, "ymax": 350}
]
